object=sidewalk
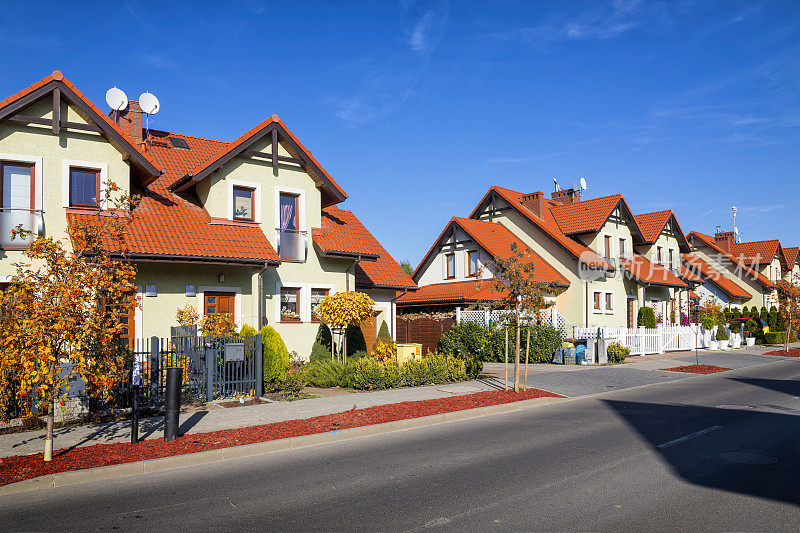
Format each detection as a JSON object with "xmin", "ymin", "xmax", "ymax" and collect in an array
[{"xmin": 0, "ymin": 343, "xmax": 792, "ymax": 459}]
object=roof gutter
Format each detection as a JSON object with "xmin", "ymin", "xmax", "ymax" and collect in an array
[{"xmin": 121, "ymin": 252, "xmax": 280, "ymax": 267}]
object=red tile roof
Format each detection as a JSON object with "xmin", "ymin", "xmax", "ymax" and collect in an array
[
  {"xmin": 677, "ymin": 263, "xmax": 704, "ymax": 284},
  {"xmin": 313, "ymin": 206, "xmax": 416, "ymax": 290},
  {"xmin": 397, "ymin": 279, "xmax": 506, "ymax": 307},
  {"xmin": 475, "ymin": 186, "xmax": 612, "ymax": 270},
  {"xmin": 549, "ymin": 194, "xmax": 625, "ymax": 235},
  {"xmin": 682, "ymin": 254, "xmax": 753, "ymax": 300},
  {"xmin": 688, "ymin": 232, "xmax": 774, "ymax": 288},
  {"xmin": 783, "ymin": 247, "xmax": 799, "ymax": 267},
  {"xmin": 633, "ymin": 210, "xmax": 690, "ymax": 250},
  {"xmin": 730, "ymin": 239, "xmax": 782, "ymax": 266},
  {"xmin": 619, "ymin": 255, "xmax": 688, "ymax": 288}
]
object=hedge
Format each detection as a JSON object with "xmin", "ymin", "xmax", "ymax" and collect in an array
[
  {"xmin": 638, "ymin": 307, "xmax": 657, "ymax": 329},
  {"xmin": 438, "ymin": 321, "xmax": 561, "ymax": 364},
  {"xmin": 764, "ymin": 331, "xmax": 788, "ymax": 345},
  {"xmin": 309, "ymin": 323, "xmax": 333, "ymax": 363}
]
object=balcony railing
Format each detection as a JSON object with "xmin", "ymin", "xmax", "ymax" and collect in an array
[
  {"xmin": 276, "ymin": 228, "xmax": 307, "ymax": 262},
  {"xmin": 0, "ymin": 208, "xmax": 44, "ymax": 249}
]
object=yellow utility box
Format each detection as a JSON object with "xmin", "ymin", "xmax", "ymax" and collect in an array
[{"xmin": 396, "ymin": 343, "xmax": 422, "ymax": 365}]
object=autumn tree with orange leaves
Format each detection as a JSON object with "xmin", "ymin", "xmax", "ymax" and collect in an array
[
  {"xmin": 777, "ymin": 280, "xmax": 800, "ymax": 352},
  {"xmin": 0, "ymin": 183, "xmax": 138, "ymax": 461}
]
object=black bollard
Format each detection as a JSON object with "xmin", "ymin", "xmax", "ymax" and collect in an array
[
  {"xmin": 131, "ymin": 385, "xmax": 139, "ymax": 444},
  {"xmin": 164, "ymin": 367, "xmax": 182, "ymax": 442}
]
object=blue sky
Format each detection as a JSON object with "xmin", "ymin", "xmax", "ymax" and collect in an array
[{"xmin": 2, "ymin": 1, "xmax": 799, "ymax": 266}]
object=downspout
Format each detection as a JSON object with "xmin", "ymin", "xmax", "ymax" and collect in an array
[
  {"xmin": 257, "ymin": 263, "xmax": 271, "ymax": 328},
  {"xmin": 346, "ymin": 254, "xmax": 363, "ymax": 291}
]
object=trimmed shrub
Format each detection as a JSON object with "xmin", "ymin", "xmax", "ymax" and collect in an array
[
  {"xmin": 349, "ymin": 349, "xmax": 368, "ymax": 361},
  {"xmin": 701, "ymin": 317, "xmax": 715, "ymax": 330},
  {"xmin": 638, "ymin": 307, "xmax": 657, "ymax": 329},
  {"xmin": 764, "ymin": 331, "xmax": 788, "ymax": 345},
  {"xmin": 760, "ymin": 307, "xmax": 769, "ymax": 325},
  {"xmin": 300, "ymin": 360, "xmax": 345, "ymax": 388},
  {"xmin": 769, "ymin": 307, "xmax": 778, "ymax": 331},
  {"xmin": 373, "ymin": 320, "xmax": 392, "ymax": 350},
  {"xmin": 439, "ymin": 322, "xmax": 560, "ymax": 368},
  {"xmin": 607, "ymin": 342, "xmax": 629, "ymax": 364},
  {"xmin": 741, "ymin": 306, "xmax": 748, "ymax": 317},
  {"xmin": 732, "ymin": 308, "xmax": 741, "ymax": 319},
  {"xmin": 750, "ymin": 306, "xmax": 759, "ymax": 321},
  {"xmin": 260, "ymin": 325, "xmax": 290, "ymax": 386},
  {"xmin": 716, "ymin": 325, "xmax": 729, "ymax": 341},
  {"xmin": 309, "ymin": 323, "xmax": 333, "ymax": 363},
  {"xmin": 776, "ymin": 310, "xmax": 787, "ymax": 332},
  {"xmin": 371, "ymin": 338, "xmax": 397, "ymax": 362},
  {"xmin": 346, "ymin": 324, "xmax": 368, "ymax": 357},
  {"xmin": 239, "ymin": 324, "xmax": 258, "ymax": 336},
  {"xmin": 744, "ymin": 319, "xmax": 758, "ymax": 338}
]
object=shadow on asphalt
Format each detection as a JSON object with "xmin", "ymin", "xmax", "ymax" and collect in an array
[
  {"xmin": 728, "ymin": 377, "xmax": 800, "ymax": 397},
  {"xmin": 603, "ymin": 397, "xmax": 800, "ymax": 506}
]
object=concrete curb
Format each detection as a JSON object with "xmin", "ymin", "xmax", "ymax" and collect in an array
[{"xmin": 0, "ymin": 395, "xmax": 568, "ymax": 497}]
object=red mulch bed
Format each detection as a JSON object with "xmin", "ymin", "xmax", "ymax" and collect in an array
[
  {"xmin": 0, "ymin": 387, "xmax": 562, "ymax": 487},
  {"xmin": 662, "ymin": 364, "xmax": 731, "ymax": 374},
  {"xmin": 765, "ymin": 348, "xmax": 800, "ymax": 357}
]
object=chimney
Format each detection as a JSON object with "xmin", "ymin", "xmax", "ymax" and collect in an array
[
  {"xmin": 551, "ymin": 188, "xmax": 581, "ymax": 205},
  {"xmin": 112, "ymin": 99, "xmax": 143, "ymax": 144},
  {"xmin": 521, "ymin": 191, "xmax": 546, "ymax": 218},
  {"xmin": 714, "ymin": 230, "xmax": 735, "ymax": 252}
]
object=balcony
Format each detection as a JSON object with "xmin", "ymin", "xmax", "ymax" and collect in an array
[
  {"xmin": 276, "ymin": 228, "xmax": 307, "ymax": 262},
  {"xmin": 0, "ymin": 208, "xmax": 43, "ymax": 249}
]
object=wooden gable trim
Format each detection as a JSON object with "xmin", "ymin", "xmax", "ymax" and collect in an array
[{"xmin": 0, "ymin": 80, "xmax": 161, "ymax": 178}]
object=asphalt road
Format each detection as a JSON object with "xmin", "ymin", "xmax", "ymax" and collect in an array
[{"xmin": 3, "ymin": 357, "xmax": 800, "ymax": 532}]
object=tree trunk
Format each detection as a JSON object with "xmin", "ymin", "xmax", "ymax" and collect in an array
[
  {"xmin": 514, "ymin": 310, "xmax": 520, "ymax": 392},
  {"xmin": 786, "ymin": 315, "xmax": 791, "ymax": 352},
  {"xmin": 504, "ymin": 326, "xmax": 508, "ymax": 390},
  {"xmin": 44, "ymin": 397, "xmax": 54, "ymax": 461},
  {"xmin": 342, "ymin": 327, "xmax": 348, "ymax": 364},
  {"xmin": 524, "ymin": 325, "xmax": 531, "ymax": 390}
]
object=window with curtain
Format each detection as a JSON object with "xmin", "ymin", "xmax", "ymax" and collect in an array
[
  {"xmin": 280, "ymin": 287, "xmax": 300, "ymax": 322},
  {"xmin": 311, "ymin": 288, "xmax": 328, "ymax": 322},
  {"xmin": 233, "ymin": 186, "xmax": 254, "ymax": 220},
  {"xmin": 70, "ymin": 167, "xmax": 99, "ymax": 207},
  {"xmin": 445, "ymin": 253, "xmax": 455, "ymax": 279},
  {"xmin": 467, "ymin": 250, "xmax": 478, "ymax": 277},
  {"xmin": 1, "ymin": 163, "xmax": 33, "ymax": 210},
  {"xmin": 279, "ymin": 193, "xmax": 298, "ymax": 231}
]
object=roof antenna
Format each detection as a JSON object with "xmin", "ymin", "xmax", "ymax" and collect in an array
[
  {"xmin": 138, "ymin": 92, "xmax": 160, "ymax": 143},
  {"xmin": 553, "ymin": 177, "xmax": 560, "ymax": 192},
  {"xmin": 715, "ymin": 225, "xmax": 721, "ymax": 234},
  {"xmin": 732, "ymin": 206, "xmax": 738, "ymax": 243}
]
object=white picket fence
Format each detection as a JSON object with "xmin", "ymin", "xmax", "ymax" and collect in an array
[{"xmin": 572, "ymin": 325, "xmax": 702, "ymax": 355}]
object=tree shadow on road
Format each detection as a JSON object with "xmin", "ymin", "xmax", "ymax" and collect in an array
[{"xmin": 603, "ymin": 398, "xmax": 800, "ymax": 506}]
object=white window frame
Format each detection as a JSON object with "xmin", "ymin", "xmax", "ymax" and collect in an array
[
  {"xmin": 228, "ymin": 179, "xmax": 261, "ymax": 223},
  {"xmin": 62, "ymin": 159, "xmax": 108, "ymax": 209},
  {"xmin": 0, "ymin": 153, "xmax": 43, "ymax": 211},
  {"xmin": 444, "ymin": 252, "xmax": 456, "ymax": 279},
  {"xmin": 196, "ymin": 285, "xmax": 242, "ymax": 328}
]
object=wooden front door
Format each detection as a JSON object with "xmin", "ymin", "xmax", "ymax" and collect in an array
[
  {"xmin": 627, "ymin": 298, "xmax": 636, "ymax": 329},
  {"xmin": 205, "ymin": 292, "xmax": 235, "ymax": 317}
]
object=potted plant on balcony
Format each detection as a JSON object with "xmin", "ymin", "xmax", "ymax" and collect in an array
[{"xmin": 716, "ymin": 322, "xmax": 729, "ymax": 350}]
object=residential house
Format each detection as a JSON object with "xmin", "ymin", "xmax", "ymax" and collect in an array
[
  {"xmin": 783, "ymin": 246, "xmax": 799, "ymax": 285},
  {"xmin": 686, "ymin": 231, "xmax": 778, "ymax": 310},
  {"xmin": 0, "ymin": 71, "xmax": 415, "ymax": 357},
  {"xmin": 400, "ymin": 185, "xmax": 689, "ymax": 328}
]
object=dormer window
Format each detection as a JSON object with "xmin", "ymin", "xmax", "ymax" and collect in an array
[
  {"xmin": 70, "ymin": 167, "xmax": 99, "ymax": 208},
  {"xmin": 232, "ymin": 185, "xmax": 254, "ymax": 221}
]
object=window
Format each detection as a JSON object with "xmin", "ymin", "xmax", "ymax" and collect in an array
[
  {"xmin": 604, "ymin": 235, "xmax": 612, "ymax": 259},
  {"xmin": 69, "ymin": 167, "xmax": 99, "ymax": 207},
  {"xmin": 204, "ymin": 292, "xmax": 234, "ymax": 317},
  {"xmin": 618, "ymin": 238, "xmax": 626, "ymax": 260},
  {"xmin": 280, "ymin": 287, "xmax": 301, "ymax": 322},
  {"xmin": 656, "ymin": 246, "xmax": 663, "ymax": 265},
  {"xmin": 279, "ymin": 193, "xmax": 298, "ymax": 231},
  {"xmin": 1, "ymin": 162, "xmax": 34, "ymax": 211},
  {"xmin": 232, "ymin": 186, "xmax": 254, "ymax": 221},
  {"xmin": 668, "ymin": 249, "xmax": 674, "ymax": 270},
  {"xmin": 445, "ymin": 253, "xmax": 455, "ymax": 279},
  {"xmin": 593, "ymin": 291, "xmax": 602, "ymax": 311},
  {"xmin": 167, "ymin": 136, "xmax": 190, "ymax": 150},
  {"xmin": 605, "ymin": 292, "xmax": 614, "ymax": 313},
  {"xmin": 310, "ymin": 288, "xmax": 329, "ymax": 322},
  {"xmin": 467, "ymin": 250, "xmax": 478, "ymax": 277}
]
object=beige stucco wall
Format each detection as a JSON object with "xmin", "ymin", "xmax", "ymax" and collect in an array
[
  {"xmin": 0, "ymin": 97, "xmax": 132, "ymax": 277},
  {"xmin": 416, "ymin": 226, "xmax": 493, "ymax": 286}
]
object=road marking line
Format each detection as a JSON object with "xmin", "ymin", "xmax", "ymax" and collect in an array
[{"xmin": 657, "ymin": 425, "xmax": 722, "ymax": 449}]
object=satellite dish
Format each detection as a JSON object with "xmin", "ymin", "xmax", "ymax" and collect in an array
[
  {"xmin": 580, "ymin": 177, "xmax": 587, "ymax": 190},
  {"xmin": 105, "ymin": 87, "xmax": 128, "ymax": 111},
  {"xmin": 139, "ymin": 92, "xmax": 160, "ymax": 115}
]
